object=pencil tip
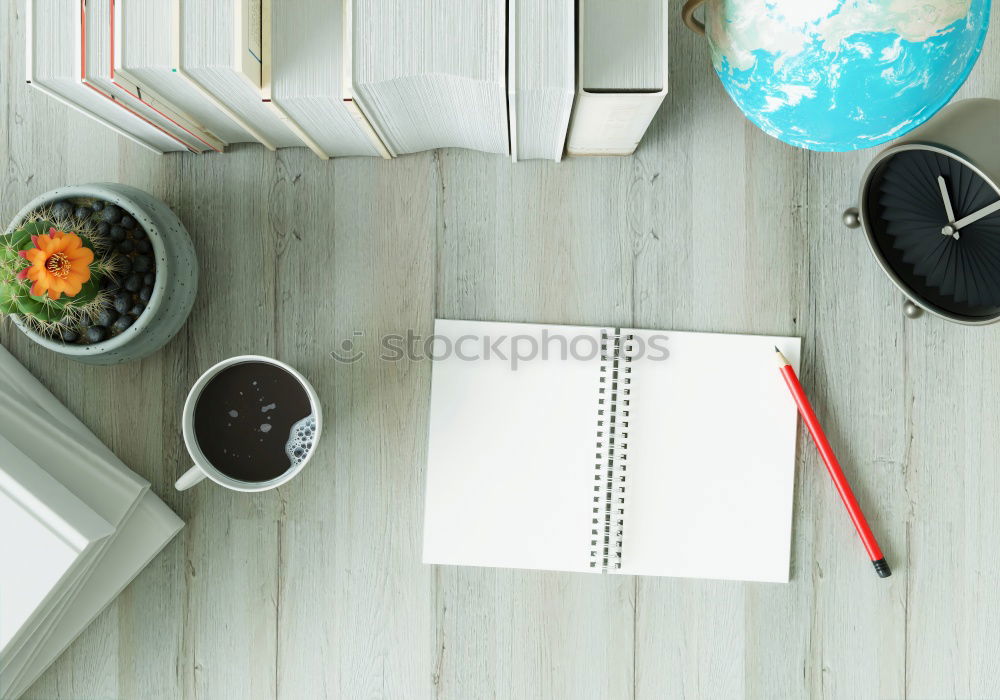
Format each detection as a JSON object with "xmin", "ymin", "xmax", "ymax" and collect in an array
[{"xmin": 774, "ymin": 347, "xmax": 790, "ymax": 368}]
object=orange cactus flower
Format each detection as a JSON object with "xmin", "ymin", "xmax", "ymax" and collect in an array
[{"xmin": 16, "ymin": 228, "xmax": 94, "ymax": 300}]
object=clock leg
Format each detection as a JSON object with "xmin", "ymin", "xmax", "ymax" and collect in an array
[
  {"xmin": 903, "ymin": 299, "xmax": 923, "ymax": 319},
  {"xmin": 842, "ymin": 207, "xmax": 861, "ymax": 229}
]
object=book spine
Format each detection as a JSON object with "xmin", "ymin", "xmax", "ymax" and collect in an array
[
  {"xmin": 113, "ymin": 71, "xmax": 227, "ymax": 153},
  {"xmin": 590, "ymin": 329, "xmax": 632, "ymax": 572},
  {"xmin": 566, "ymin": 92, "xmax": 665, "ymax": 157},
  {"xmin": 508, "ymin": 0, "xmax": 517, "ymax": 162},
  {"xmin": 343, "ymin": 99, "xmax": 392, "ymax": 159},
  {"xmin": 79, "ymin": 0, "xmax": 197, "ymax": 153},
  {"xmin": 174, "ymin": 0, "xmax": 277, "ymax": 150},
  {"xmin": 259, "ymin": 0, "xmax": 328, "ymax": 159},
  {"xmin": 27, "ymin": 0, "xmax": 164, "ymax": 154},
  {"xmin": 349, "ymin": 89, "xmax": 398, "ymax": 158},
  {"xmin": 27, "ymin": 81, "xmax": 165, "ymax": 155},
  {"xmin": 264, "ymin": 101, "xmax": 330, "ymax": 160},
  {"xmin": 111, "ymin": 0, "xmax": 225, "ymax": 152}
]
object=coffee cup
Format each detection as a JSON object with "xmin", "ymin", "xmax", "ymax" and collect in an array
[{"xmin": 176, "ymin": 355, "xmax": 321, "ymax": 492}]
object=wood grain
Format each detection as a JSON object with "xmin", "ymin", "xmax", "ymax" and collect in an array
[{"xmin": 4, "ymin": 1, "xmax": 1000, "ymax": 697}]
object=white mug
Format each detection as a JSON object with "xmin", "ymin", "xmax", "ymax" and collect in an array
[{"xmin": 175, "ymin": 355, "xmax": 322, "ymax": 493}]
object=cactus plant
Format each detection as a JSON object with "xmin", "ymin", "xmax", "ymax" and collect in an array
[{"xmin": 0, "ymin": 199, "xmax": 122, "ymax": 338}]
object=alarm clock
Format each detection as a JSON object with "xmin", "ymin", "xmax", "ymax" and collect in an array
[{"xmin": 844, "ymin": 98, "xmax": 1000, "ymax": 324}]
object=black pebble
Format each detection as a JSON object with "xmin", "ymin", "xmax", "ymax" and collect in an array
[
  {"xmin": 74, "ymin": 206, "xmax": 90, "ymax": 221},
  {"xmin": 96, "ymin": 222, "xmax": 110, "ymax": 237},
  {"xmin": 128, "ymin": 303, "xmax": 145, "ymax": 317},
  {"xmin": 110, "ymin": 225, "xmax": 126, "ymax": 241},
  {"xmin": 125, "ymin": 274, "xmax": 142, "ymax": 292},
  {"xmin": 111, "ymin": 315, "xmax": 133, "ymax": 333},
  {"xmin": 136, "ymin": 239, "xmax": 151, "ymax": 254},
  {"xmin": 91, "ymin": 201, "xmax": 104, "ymax": 212},
  {"xmin": 101, "ymin": 277, "xmax": 119, "ymax": 292},
  {"xmin": 132, "ymin": 255, "xmax": 151, "ymax": 273},
  {"xmin": 51, "ymin": 201, "xmax": 74, "ymax": 220},
  {"xmin": 100, "ymin": 205, "xmax": 123, "ymax": 224},
  {"xmin": 60, "ymin": 328, "xmax": 79, "ymax": 343},
  {"xmin": 95, "ymin": 307, "xmax": 118, "ymax": 327},
  {"xmin": 86, "ymin": 326, "xmax": 108, "ymax": 343},
  {"xmin": 118, "ymin": 239, "xmax": 135, "ymax": 254},
  {"xmin": 113, "ymin": 291, "xmax": 131, "ymax": 315},
  {"xmin": 120, "ymin": 215, "xmax": 137, "ymax": 229},
  {"xmin": 143, "ymin": 273, "xmax": 154, "ymax": 285},
  {"xmin": 78, "ymin": 315, "xmax": 92, "ymax": 329},
  {"xmin": 139, "ymin": 286, "xmax": 153, "ymax": 303},
  {"xmin": 132, "ymin": 227, "xmax": 147, "ymax": 240}
]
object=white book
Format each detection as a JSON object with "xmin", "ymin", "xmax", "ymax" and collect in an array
[
  {"xmin": 177, "ymin": 0, "xmax": 308, "ymax": 150},
  {"xmin": 81, "ymin": 0, "xmax": 206, "ymax": 153},
  {"xmin": 113, "ymin": 0, "xmax": 239, "ymax": 151},
  {"xmin": 0, "ymin": 437, "xmax": 114, "ymax": 660},
  {"xmin": 423, "ymin": 320, "xmax": 801, "ymax": 584},
  {"xmin": 352, "ymin": 0, "xmax": 508, "ymax": 156},
  {"xmin": 26, "ymin": 0, "xmax": 186, "ymax": 153},
  {"xmin": 9, "ymin": 491, "xmax": 183, "ymax": 700},
  {"xmin": 566, "ymin": 0, "xmax": 668, "ymax": 156},
  {"xmin": 0, "ymin": 345, "xmax": 181, "ymax": 698},
  {"xmin": 261, "ymin": 0, "xmax": 390, "ymax": 159},
  {"xmin": 0, "ymin": 367, "xmax": 143, "ymax": 695},
  {"xmin": 508, "ymin": 0, "xmax": 575, "ymax": 162}
]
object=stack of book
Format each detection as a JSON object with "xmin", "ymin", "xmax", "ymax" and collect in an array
[
  {"xmin": 26, "ymin": 0, "xmax": 668, "ymax": 159},
  {"xmin": 0, "ymin": 344, "xmax": 182, "ymax": 700}
]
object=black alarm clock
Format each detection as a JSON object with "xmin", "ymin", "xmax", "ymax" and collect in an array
[{"xmin": 844, "ymin": 98, "xmax": 1000, "ymax": 324}]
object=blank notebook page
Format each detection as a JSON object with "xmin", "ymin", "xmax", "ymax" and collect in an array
[
  {"xmin": 620, "ymin": 330, "xmax": 800, "ymax": 582},
  {"xmin": 423, "ymin": 320, "xmax": 801, "ymax": 583},
  {"xmin": 422, "ymin": 320, "xmax": 602, "ymax": 572}
]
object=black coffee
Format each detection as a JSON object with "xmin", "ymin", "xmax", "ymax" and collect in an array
[{"xmin": 193, "ymin": 361, "xmax": 316, "ymax": 482}]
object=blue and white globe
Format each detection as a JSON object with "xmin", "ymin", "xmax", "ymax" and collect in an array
[{"xmin": 705, "ymin": 0, "xmax": 992, "ymax": 151}]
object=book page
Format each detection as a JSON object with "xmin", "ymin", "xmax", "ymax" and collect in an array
[
  {"xmin": 618, "ymin": 330, "xmax": 801, "ymax": 583},
  {"xmin": 423, "ymin": 320, "xmax": 605, "ymax": 573}
]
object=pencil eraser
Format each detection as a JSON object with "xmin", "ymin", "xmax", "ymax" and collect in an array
[{"xmin": 872, "ymin": 558, "xmax": 891, "ymax": 578}]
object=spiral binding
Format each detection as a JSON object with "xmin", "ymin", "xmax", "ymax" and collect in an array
[{"xmin": 590, "ymin": 329, "xmax": 633, "ymax": 573}]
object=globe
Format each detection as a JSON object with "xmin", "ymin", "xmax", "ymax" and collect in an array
[{"xmin": 703, "ymin": 0, "xmax": 992, "ymax": 151}]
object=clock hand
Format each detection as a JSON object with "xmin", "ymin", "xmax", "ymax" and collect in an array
[
  {"xmin": 953, "ymin": 198, "xmax": 1000, "ymax": 230},
  {"xmin": 937, "ymin": 176, "xmax": 956, "ymax": 223},
  {"xmin": 938, "ymin": 176, "xmax": 961, "ymax": 239}
]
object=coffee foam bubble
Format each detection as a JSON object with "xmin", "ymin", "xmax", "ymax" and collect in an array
[{"xmin": 284, "ymin": 414, "xmax": 317, "ymax": 467}]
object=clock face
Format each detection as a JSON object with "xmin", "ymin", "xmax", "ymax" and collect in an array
[{"xmin": 863, "ymin": 146, "xmax": 1000, "ymax": 321}]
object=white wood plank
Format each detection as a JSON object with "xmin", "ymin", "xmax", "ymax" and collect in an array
[
  {"xmin": 433, "ymin": 149, "xmax": 636, "ymax": 700},
  {"xmin": 903, "ymin": 16, "xmax": 1000, "ymax": 700},
  {"xmin": 269, "ymin": 153, "xmax": 440, "ymax": 698}
]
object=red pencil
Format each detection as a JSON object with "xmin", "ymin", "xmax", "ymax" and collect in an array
[{"xmin": 775, "ymin": 348, "xmax": 891, "ymax": 578}]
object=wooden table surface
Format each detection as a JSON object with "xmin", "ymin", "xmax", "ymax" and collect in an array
[{"xmin": 4, "ymin": 3, "xmax": 1000, "ymax": 699}]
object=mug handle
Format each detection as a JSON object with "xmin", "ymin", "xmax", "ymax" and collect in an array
[
  {"xmin": 681, "ymin": 0, "xmax": 706, "ymax": 34},
  {"xmin": 175, "ymin": 465, "xmax": 207, "ymax": 491}
]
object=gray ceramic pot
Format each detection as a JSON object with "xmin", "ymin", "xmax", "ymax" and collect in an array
[{"xmin": 3, "ymin": 183, "xmax": 198, "ymax": 364}]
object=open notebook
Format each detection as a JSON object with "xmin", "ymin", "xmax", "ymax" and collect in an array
[{"xmin": 423, "ymin": 320, "xmax": 802, "ymax": 583}]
